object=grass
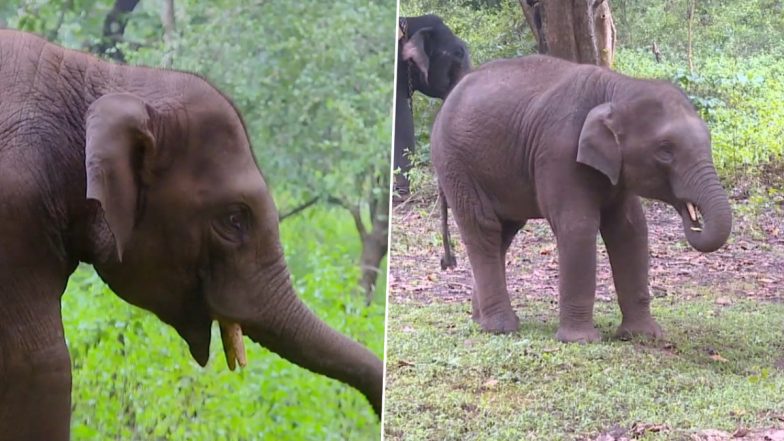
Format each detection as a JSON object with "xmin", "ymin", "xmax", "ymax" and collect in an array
[{"xmin": 384, "ymin": 292, "xmax": 784, "ymax": 440}]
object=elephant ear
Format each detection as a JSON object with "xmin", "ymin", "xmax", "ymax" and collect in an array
[
  {"xmin": 576, "ymin": 102, "xmax": 622, "ymax": 185},
  {"xmin": 85, "ymin": 93, "xmax": 157, "ymax": 261},
  {"xmin": 402, "ymin": 27, "xmax": 433, "ymax": 84}
]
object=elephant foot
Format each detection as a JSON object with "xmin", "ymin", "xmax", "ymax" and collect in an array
[
  {"xmin": 555, "ymin": 324, "xmax": 601, "ymax": 343},
  {"xmin": 615, "ymin": 318, "xmax": 663, "ymax": 340},
  {"xmin": 477, "ymin": 309, "xmax": 520, "ymax": 334},
  {"xmin": 440, "ymin": 253, "xmax": 457, "ymax": 270}
]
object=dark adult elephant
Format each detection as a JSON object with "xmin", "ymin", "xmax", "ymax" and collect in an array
[
  {"xmin": 394, "ymin": 14, "xmax": 470, "ymax": 197},
  {"xmin": 0, "ymin": 30, "xmax": 381, "ymax": 441},
  {"xmin": 432, "ymin": 55, "xmax": 732, "ymax": 342}
]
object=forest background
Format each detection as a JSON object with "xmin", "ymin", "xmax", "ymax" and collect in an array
[{"xmin": 0, "ymin": 0, "xmax": 393, "ymax": 439}]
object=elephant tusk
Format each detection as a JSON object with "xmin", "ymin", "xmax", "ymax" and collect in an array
[
  {"xmin": 219, "ymin": 322, "xmax": 247, "ymax": 371},
  {"xmin": 690, "ymin": 226, "xmax": 703, "ymax": 232},
  {"xmin": 686, "ymin": 202, "xmax": 698, "ymax": 222}
]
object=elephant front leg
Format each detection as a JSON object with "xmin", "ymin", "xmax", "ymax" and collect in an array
[
  {"xmin": 551, "ymin": 215, "xmax": 602, "ymax": 343},
  {"xmin": 0, "ymin": 294, "xmax": 72, "ymax": 441},
  {"xmin": 600, "ymin": 196, "xmax": 663, "ymax": 339}
]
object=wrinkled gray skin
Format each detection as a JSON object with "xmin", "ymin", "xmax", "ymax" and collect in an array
[
  {"xmin": 0, "ymin": 30, "xmax": 381, "ymax": 441},
  {"xmin": 433, "ymin": 55, "xmax": 732, "ymax": 342}
]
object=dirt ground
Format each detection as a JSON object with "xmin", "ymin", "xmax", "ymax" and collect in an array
[
  {"xmin": 388, "ymin": 180, "xmax": 783, "ymax": 440},
  {"xmin": 389, "ymin": 192, "xmax": 783, "ymax": 308}
]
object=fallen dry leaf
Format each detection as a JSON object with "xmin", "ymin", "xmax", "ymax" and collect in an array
[
  {"xmin": 482, "ymin": 378, "xmax": 499, "ymax": 388},
  {"xmin": 707, "ymin": 348, "xmax": 729, "ymax": 362},
  {"xmin": 733, "ymin": 427, "xmax": 749, "ymax": 437},
  {"xmin": 631, "ymin": 422, "xmax": 669, "ymax": 436}
]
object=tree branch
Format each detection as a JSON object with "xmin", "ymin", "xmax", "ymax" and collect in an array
[
  {"xmin": 278, "ymin": 196, "xmax": 320, "ymax": 222},
  {"xmin": 328, "ymin": 196, "xmax": 367, "ymax": 239},
  {"xmin": 161, "ymin": 0, "xmax": 176, "ymax": 67},
  {"xmin": 47, "ymin": 0, "xmax": 70, "ymax": 41},
  {"xmin": 95, "ymin": 0, "xmax": 141, "ymax": 62}
]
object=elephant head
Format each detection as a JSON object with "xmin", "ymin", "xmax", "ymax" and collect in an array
[
  {"xmin": 400, "ymin": 14, "xmax": 471, "ymax": 99},
  {"xmin": 577, "ymin": 84, "xmax": 732, "ymax": 252},
  {"xmin": 82, "ymin": 87, "xmax": 382, "ymax": 414}
]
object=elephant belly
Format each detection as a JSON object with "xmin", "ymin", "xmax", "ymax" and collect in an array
[{"xmin": 486, "ymin": 177, "xmax": 542, "ymax": 222}]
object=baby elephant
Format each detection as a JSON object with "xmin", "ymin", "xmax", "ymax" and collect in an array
[{"xmin": 432, "ymin": 55, "xmax": 731, "ymax": 342}]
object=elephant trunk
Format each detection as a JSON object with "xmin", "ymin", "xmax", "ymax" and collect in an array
[
  {"xmin": 242, "ymin": 259, "xmax": 383, "ymax": 416},
  {"xmin": 678, "ymin": 164, "xmax": 732, "ymax": 252}
]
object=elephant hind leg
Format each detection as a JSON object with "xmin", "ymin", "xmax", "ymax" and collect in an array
[
  {"xmin": 467, "ymin": 220, "xmax": 523, "ymax": 326},
  {"xmin": 455, "ymin": 207, "xmax": 519, "ymax": 333}
]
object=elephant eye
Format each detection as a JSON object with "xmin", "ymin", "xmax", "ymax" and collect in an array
[
  {"xmin": 228, "ymin": 213, "xmax": 243, "ymax": 230},
  {"xmin": 215, "ymin": 206, "xmax": 250, "ymax": 241},
  {"xmin": 655, "ymin": 142, "xmax": 674, "ymax": 164},
  {"xmin": 453, "ymin": 46, "xmax": 465, "ymax": 59}
]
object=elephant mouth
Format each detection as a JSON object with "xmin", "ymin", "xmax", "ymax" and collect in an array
[
  {"xmin": 679, "ymin": 201, "xmax": 703, "ymax": 232},
  {"xmin": 180, "ymin": 317, "xmax": 248, "ymax": 370},
  {"xmin": 171, "ymin": 295, "xmax": 248, "ymax": 371}
]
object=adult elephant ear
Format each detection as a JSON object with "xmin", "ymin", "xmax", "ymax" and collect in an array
[
  {"xmin": 402, "ymin": 27, "xmax": 433, "ymax": 84},
  {"xmin": 84, "ymin": 93, "xmax": 157, "ymax": 261},
  {"xmin": 576, "ymin": 102, "xmax": 622, "ymax": 185}
]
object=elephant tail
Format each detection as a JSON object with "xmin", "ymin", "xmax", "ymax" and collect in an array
[{"xmin": 439, "ymin": 185, "xmax": 457, "ymax": 270}]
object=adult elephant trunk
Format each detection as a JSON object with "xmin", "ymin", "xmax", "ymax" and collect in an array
[
  {"xmin": 232, "ymin": 258, "xmax": 383, "ymax": 415},
  {"xmin": 677, "ymin": 164, "xmax": 732, "ymax": 253}
]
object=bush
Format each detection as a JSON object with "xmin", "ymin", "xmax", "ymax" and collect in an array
[{"xmin": 401, "ymin": 0, "xmax": 784, "ymax": 191}]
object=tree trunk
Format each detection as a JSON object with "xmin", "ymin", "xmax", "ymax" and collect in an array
[
  {"xmin": 359, "ymin": 223, "xmax": 387, "ymax": 305},
  {"xmin": 594, "ymin": 0, "xmax": 616, "ymax": 67},
  {"xmin": 520, "ymin": 0, "xmax": 616, "ymax": 67},
  {"xmin": 161, "ymin": 0, "xmax": 176, "ymax": 67},
  {"xmin": 687, "ymin": 0, "xmax": 696, "ymax": 73},
  {"xmin": 95, "ymin": 0, "xmax": 140, "ymax": 62},
  {"xmin": 520, "ymin": 0, "xmax": 546, "ymax": 53},
  {"xmin": 358, "ymin": 176, "xmax": 389, "ymax": 305},
  {"xmin": 332, "ymin": 173, "xmax": 389, "ymax": 304}
]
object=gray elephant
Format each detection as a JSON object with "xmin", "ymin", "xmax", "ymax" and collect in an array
[
  {"xmin": 432, "ymin": 55, "xmax": 732, "ymax": 342},
  {"xmin": 394, "ymin": 14, "xmax": 470, "ymax": 196},
  {"xmin": 0, "ymin": 30, "xmax": 381, "ymax": 441}
]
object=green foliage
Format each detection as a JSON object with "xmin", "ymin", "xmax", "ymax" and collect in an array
[
  {"xmin": 615, "ymin": 51, "xmax": 784, "ymax": 172},
  {"xmin": 64, "ymin": 208, "xmax": 383, "ymax": 440},
  {"xmin": 399, "ymin": 0, "xmax": 784, "ymax": 191},
  {"xmin": 123, "ymin": 1, "xmax": 394, "ymax": 211},
  {"xmin": 613, "ymin": 0, "xmax": 784, "ymax": 60}
]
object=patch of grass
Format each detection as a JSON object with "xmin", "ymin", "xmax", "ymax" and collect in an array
[{"xmin": 384, "ymin": 293, "xmax": 784, "ymax": 441}]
